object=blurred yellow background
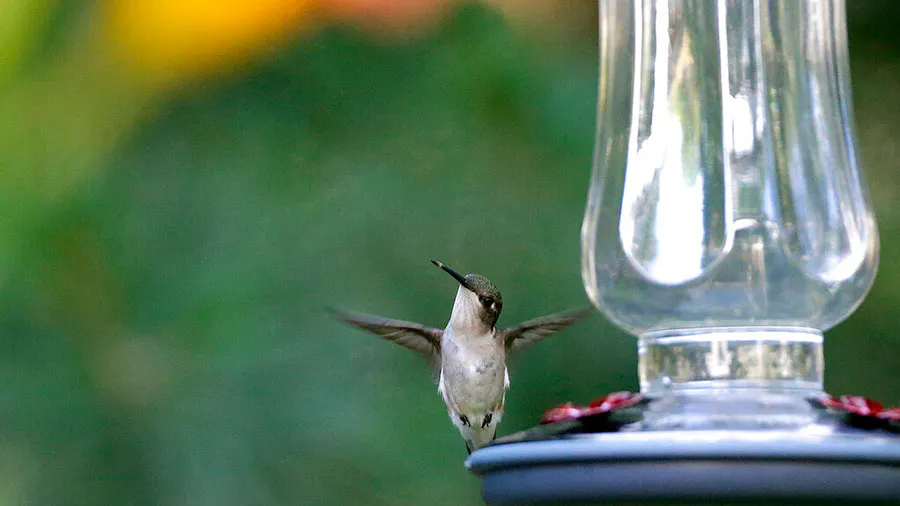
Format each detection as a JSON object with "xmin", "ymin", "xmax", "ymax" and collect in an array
[{"xmin": 0, "ymin": 1, "xmax": 898, "ymax": 504}]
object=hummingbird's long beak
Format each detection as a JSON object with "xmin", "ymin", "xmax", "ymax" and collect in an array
[{"xmin": 432, "ymin": 260, "xmax": 472, "ymax": 290}]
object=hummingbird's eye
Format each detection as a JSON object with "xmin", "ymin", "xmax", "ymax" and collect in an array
[{"xmin": 480, "ymin": 296, "xmax": 494, "ymax": 308}]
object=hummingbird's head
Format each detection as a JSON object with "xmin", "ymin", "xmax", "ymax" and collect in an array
[{"xmin": 432, "ymin": 260, "xmax": 503, "ymax": 328}]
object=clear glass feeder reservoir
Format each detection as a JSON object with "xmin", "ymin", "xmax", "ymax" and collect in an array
[{"xmin": 582, "ymin": 0, "xmax": 878, "ymax": 401}]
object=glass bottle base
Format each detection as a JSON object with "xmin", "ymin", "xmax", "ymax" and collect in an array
[
  {"xmin": 637, "ymin": 327, "xmax": 824, "ymax": 430},
  {"xmin": 639, "ymin": 327, "xmax": 824, "ymax": 393}
]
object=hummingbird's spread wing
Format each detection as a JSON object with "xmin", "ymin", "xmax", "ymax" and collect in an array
[
  {"xmin": 330, "ymin": 308, "xmax": 442, "ymax": 357},
  {"xmin": 500, "ymin": 307, "xmax": 590, "ymax": 355}
]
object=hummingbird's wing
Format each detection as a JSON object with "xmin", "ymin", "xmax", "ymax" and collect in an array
[
  {"xmin": 330, "ymin": 308, "xmax": 442, "ymax": 357},
  {"xmin": 500, "ymin": 307, "xmax": 590, "ymax": 355}
]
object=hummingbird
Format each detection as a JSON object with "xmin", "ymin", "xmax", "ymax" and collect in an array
[{"xmin": 332, "ymin": 260, "xmax": 588, "ymax": 453}]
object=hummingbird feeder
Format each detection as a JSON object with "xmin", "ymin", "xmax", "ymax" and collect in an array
[{"xmin": 466, "ymin": 0, "xmax": 900, "ymax": 503}]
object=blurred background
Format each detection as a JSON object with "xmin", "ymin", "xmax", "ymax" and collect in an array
[{"xmin": 0, "ymin": 0, "xmax": 898, "ymax": 504}]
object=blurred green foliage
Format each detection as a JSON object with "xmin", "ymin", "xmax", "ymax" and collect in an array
[{"xmin": 0, "ymin": 2, "xmax": 898, "ymax": 505}]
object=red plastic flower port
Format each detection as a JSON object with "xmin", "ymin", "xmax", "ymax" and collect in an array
[
  {"xmin": 816, "ymin": 394, "xmax": 900, "ymax": 433},
  {"xmin": 589, "ymin": 391, "xmax": 643, "ymax": 411},
  {"xmin": 821, "ymin": 395, "xmax": 884, "ymax": 417},
  {"xmin": 878, "ymin": 408, "xmax": 900, "ymax": 423},
  {"xmin": 541, "ymin": 391, "xmax": 643, "ymax": 425},
  {"xmin": 541, "ymin": 404, "xmax": 587, "ymax": 424}
]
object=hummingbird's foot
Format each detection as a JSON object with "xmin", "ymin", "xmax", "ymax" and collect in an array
[
  {"xmin": 481, "ymin": 413, "xmax": 492, "ymax": 428},
  {"xmin": 459, "ymin": 414, "xmax": 471, "ymax": 427}
]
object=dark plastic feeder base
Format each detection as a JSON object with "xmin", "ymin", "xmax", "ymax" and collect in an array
[{"xmin": 466, "ymin": 431, "xmax": 900, "ymax": 504}]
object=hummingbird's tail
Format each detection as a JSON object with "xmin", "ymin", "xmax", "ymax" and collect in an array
[
  {"xmin": 464, "ymin": 430, "xmax": 497, "ymax": 455},
  {"xmin": 461, "ymin": 423, "xmax": 498, "ymax": 454}
]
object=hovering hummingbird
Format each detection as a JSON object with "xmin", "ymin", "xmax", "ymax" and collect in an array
[{"xmin": 332, "ymin": 260, "xmax": 588, "ymax": 453}]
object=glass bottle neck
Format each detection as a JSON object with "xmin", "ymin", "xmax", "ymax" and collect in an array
[{"xmin": 638, "ymin": 327, "xmax": 824, "ymax": 395}]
